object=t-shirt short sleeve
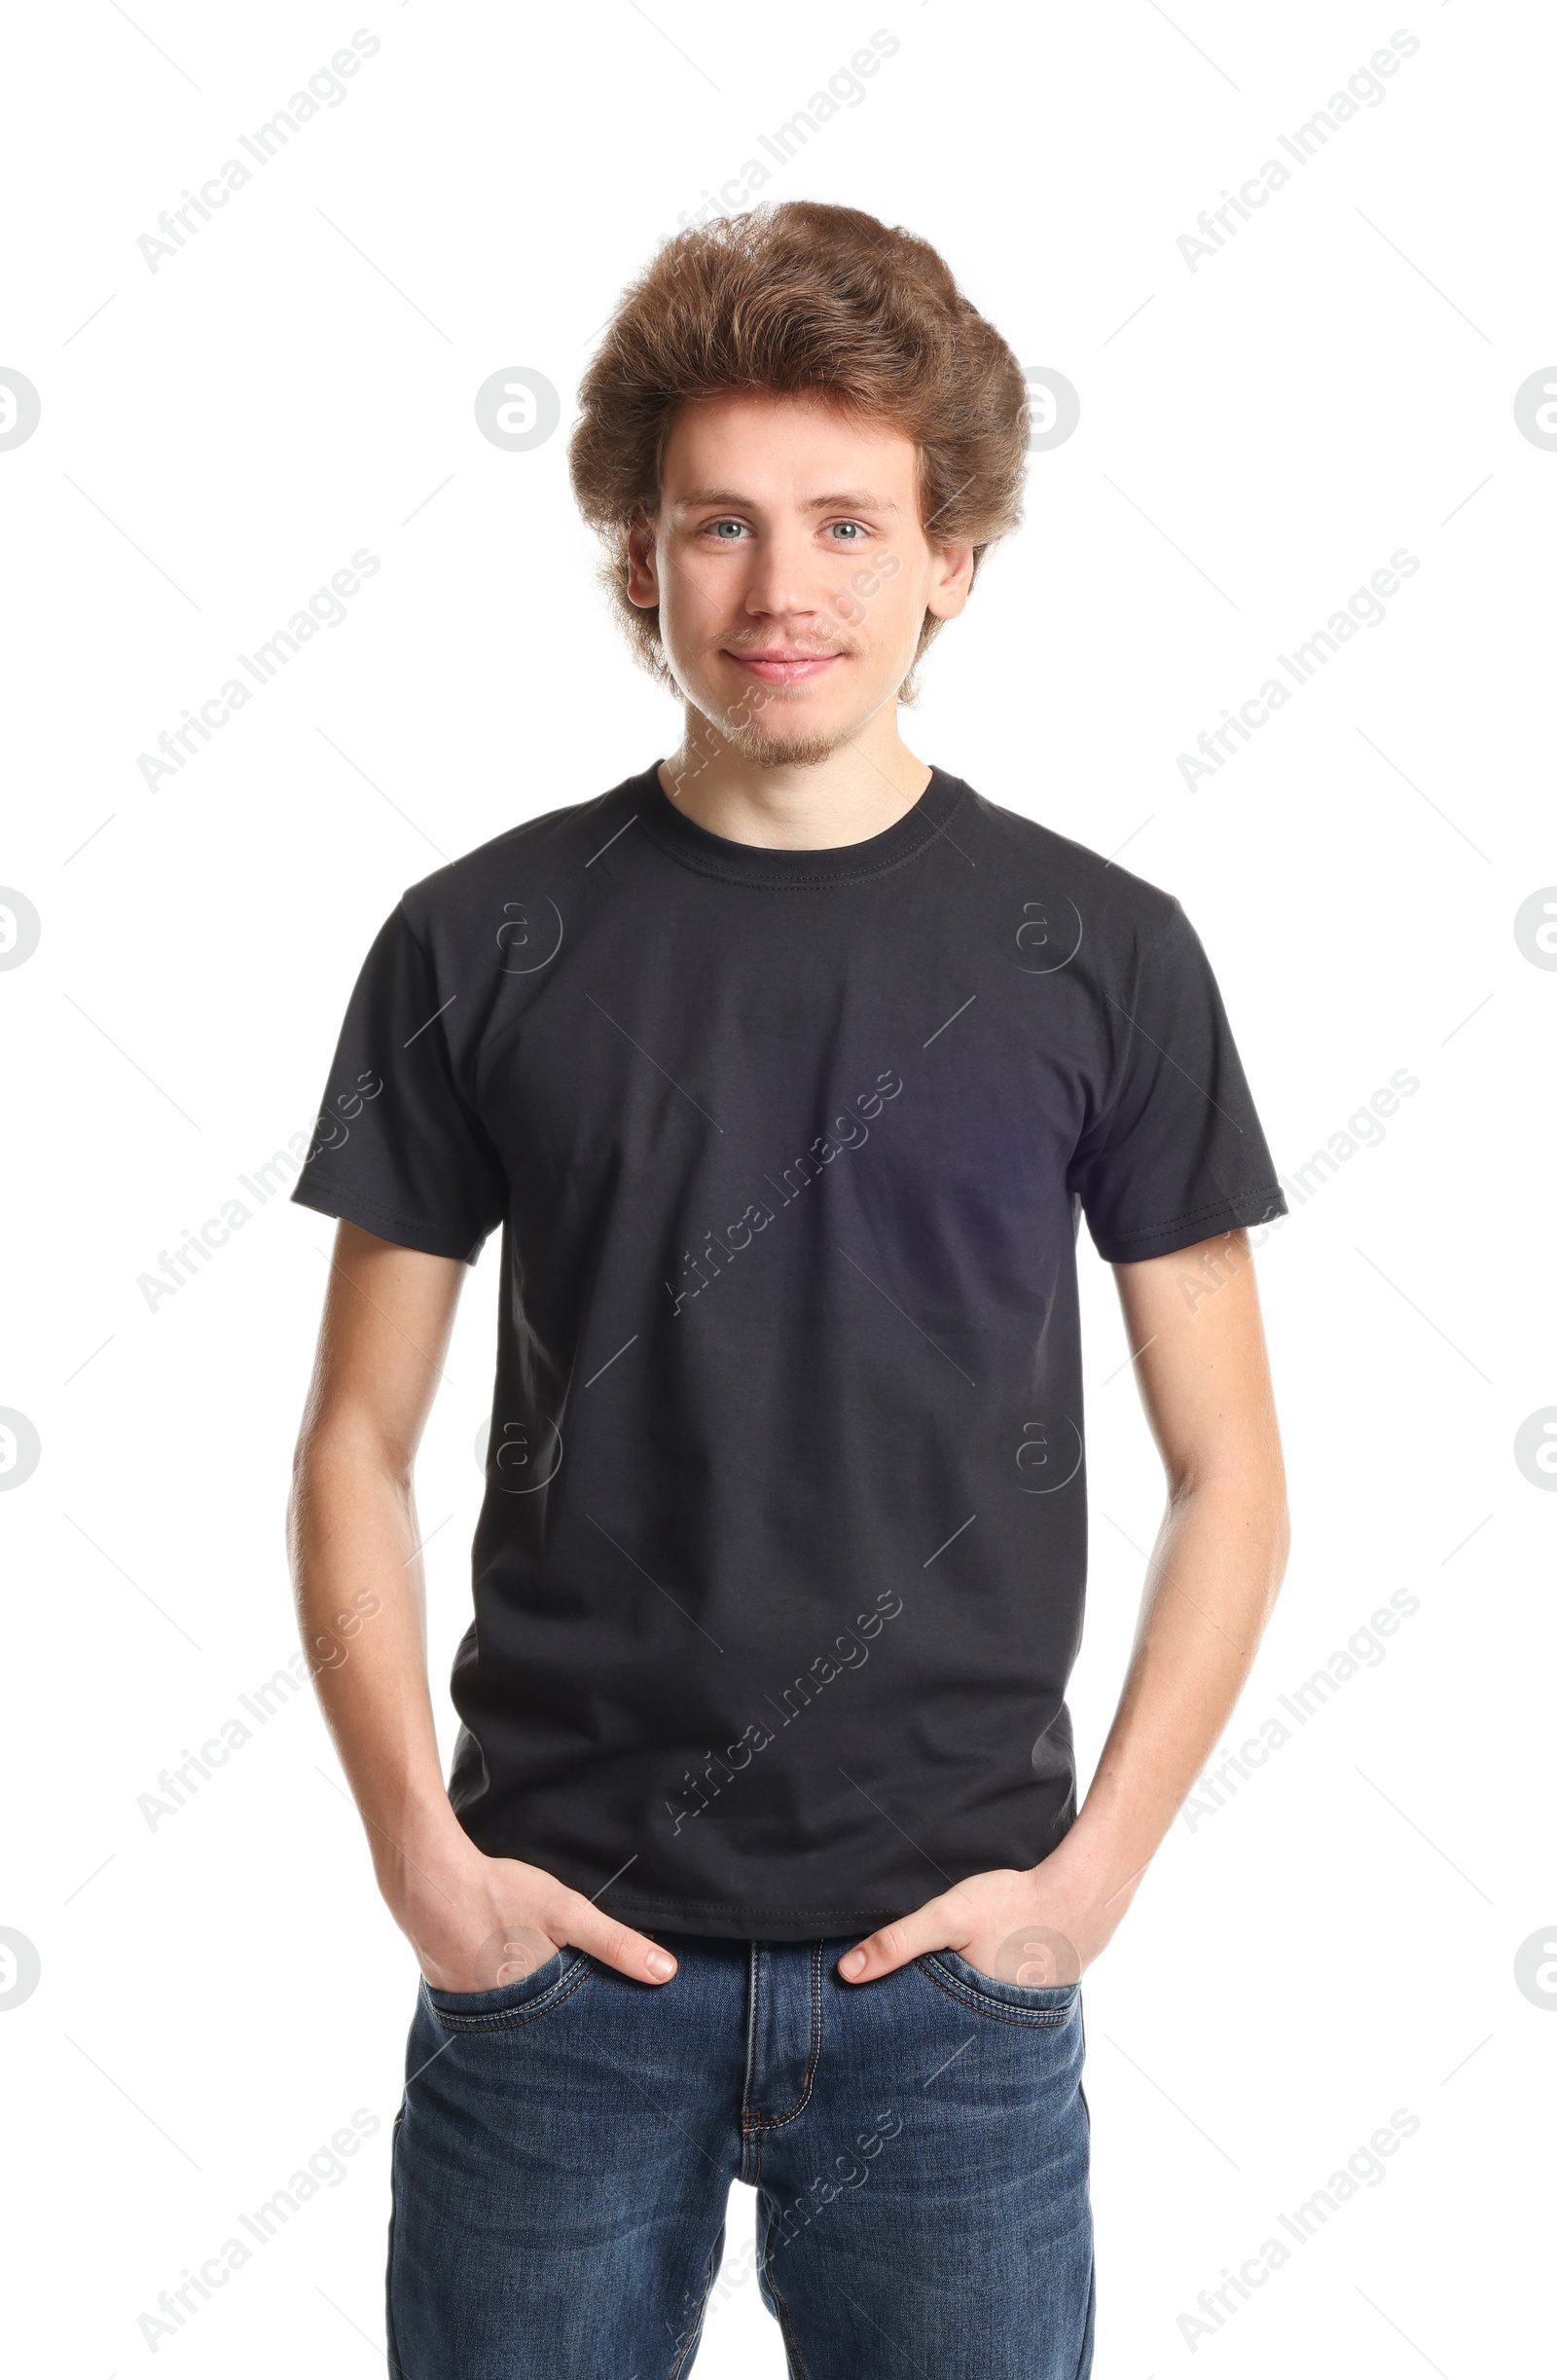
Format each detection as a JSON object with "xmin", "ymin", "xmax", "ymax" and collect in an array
[
  {"xmin": 1070, "ymin": 901, "xmax": 1286, "ymax": 1263},
  {"xmin": 289, "ymin": 902, "xmax": 506, "ymax": 1263}
]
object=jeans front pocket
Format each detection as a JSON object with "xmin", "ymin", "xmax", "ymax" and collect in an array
[
  {"xmin": 422, "ymin": 1947, "xmax": 594, "ymax": 2033},
  {"xmin": 916, "ymin": 1946, "xmax": 1081, "ymax": 2027}
]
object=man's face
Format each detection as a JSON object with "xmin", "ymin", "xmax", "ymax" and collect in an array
[{"xmin": 626, "ymin": 391, "xmax": 972, "ymax": 766}]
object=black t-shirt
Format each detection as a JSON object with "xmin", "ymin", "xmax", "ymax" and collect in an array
[{"xmin": 292, "ymin": 761, "xmax": 1285, "ymax": 1941}]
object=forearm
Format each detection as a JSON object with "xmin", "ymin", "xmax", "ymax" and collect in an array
[
  {"xmin": 289, "ymin": 1427, "xmax": 472, "ymax": 1895},
  {"xmin": 289, "ymin": 1419, "xmax": 678, "ymax": 1998},
  {"xmin": 1044, "ymin": 1465, "xmax": 1288, "ymax": 1916},
  {"xmin": 288, "ymin": 1225, "xmax": 677, "ymax": 1991}
]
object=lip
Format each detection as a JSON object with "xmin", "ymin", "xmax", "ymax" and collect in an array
[{"xmin": 722, "ymin": 650, "xmax": 842, "ymax": 684}]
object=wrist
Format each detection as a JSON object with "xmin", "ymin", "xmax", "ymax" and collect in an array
[
  {"xmin": 1032, "ymin": 1823, "xmax": 1146, "ymax": 1920},
  {"xmin": 371, "ymin": 1802, "xmax": 481, "ymax": 1909}
]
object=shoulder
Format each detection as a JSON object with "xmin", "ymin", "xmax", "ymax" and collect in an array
[
  {"xmin": 957, "ymin": 780, "xmax": 1185, "ymax": 952},
  {"xmin": 395, "ymin": 776, "xmax": 639, "ymax": 940}
]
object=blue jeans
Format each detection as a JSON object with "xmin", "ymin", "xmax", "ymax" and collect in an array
[{"xmin": 387, "ymin": 1930, "xmax": 1094, "ymax": 2378}]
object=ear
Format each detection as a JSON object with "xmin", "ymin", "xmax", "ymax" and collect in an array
[
  {"xmin": 924, "ymin": 542, "xmax": 976, "ymax": 622},
  {"xmin": 625, "ymin": 513, "xmax": 661, "ymax": 610}
]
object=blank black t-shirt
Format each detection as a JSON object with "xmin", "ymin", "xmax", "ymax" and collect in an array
[{"xmin": 291, "ymin": 761, "xmax": 1285, "ymax": 1940}]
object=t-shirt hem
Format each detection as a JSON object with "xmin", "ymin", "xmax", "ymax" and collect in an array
[
  {"xmin": 596, "ymin": 1886, "xmax": 900, "ymax": 1943},
  {"xmin": 288, "ymin": 1176, "xmax": 489, "ymax": 1264},
  {"xmin": 1091, "ymin": 1184, "xmax": 1288, "ymax": 1264}
]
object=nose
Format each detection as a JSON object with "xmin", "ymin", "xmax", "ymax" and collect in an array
[{"xmin": 739, "ymin": 522, "xmax": 827, "ymax": 632}]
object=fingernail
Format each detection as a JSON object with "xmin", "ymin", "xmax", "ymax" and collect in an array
[
  {"xmin": 840, "ymin": 1948, "xmax": 866, "ymax": 1979},
  {"xmin": 646, "ymin": 1949, "xmax": 676, "ymax": 1980}
]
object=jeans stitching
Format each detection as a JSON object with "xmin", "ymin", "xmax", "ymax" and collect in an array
[
  {"xmin": 384, "ymin": 2101, "xmax": 408, "ymax": 2378},
  {"xmin": 740, "ymin": 1943, "xmax": 762, "ymax": 2179},
  {"xmin": 743, "ymin": 1940, "xmax": 823, "ymax": 2133},
  {"xmin": 913, "ymin": 1954, "xmax": 1079, "ymax": 2029},
  {"xmin": 422, "ymin": 1956, "xmax": 594, "ymax": 2033}
]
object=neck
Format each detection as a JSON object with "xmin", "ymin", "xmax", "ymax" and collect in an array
[{"xmin": 659, "ymin": 702, "xmax": 931, "ymax": 850}]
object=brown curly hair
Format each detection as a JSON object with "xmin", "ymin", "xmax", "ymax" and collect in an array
[{"xmin": 568, "ymin": 201, "xmax": 1028, "ymax": 696}]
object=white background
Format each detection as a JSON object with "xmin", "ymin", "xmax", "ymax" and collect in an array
[{"xmin": 2, "ymin": 2, "xmax": 1552, "ymax": 2372}]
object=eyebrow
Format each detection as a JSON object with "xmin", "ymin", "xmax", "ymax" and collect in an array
[{"xmin": 670, "ymin": 488, "xmax": 903, "ymax": 517}]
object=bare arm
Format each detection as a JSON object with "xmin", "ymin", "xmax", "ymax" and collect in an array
[
  {"xmin": 838, "ymin": 1227, "xmax": 1289, "ymax": 1982},
  {"xmin": 288, "ymin": 1220, "xmax": 677, "ymax": 1989},
  {"xmin": 1051, "ymin": 1227, "xmax": 1289, "ymax": 1937}
]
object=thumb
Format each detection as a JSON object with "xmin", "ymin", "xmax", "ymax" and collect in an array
[
  {"xmin": 555, "ymin": 1897, "xmax": 679, "ymax": 1986},
  {"xmin": 836, "ymin": 1898, "xmax": 958, "ymax": 1984}
]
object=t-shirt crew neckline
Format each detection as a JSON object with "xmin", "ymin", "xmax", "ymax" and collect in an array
[{"xmin": 631, "ymin": 758, "xmax": 966, "ymax": 887}]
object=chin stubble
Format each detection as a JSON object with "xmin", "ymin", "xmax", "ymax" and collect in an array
[{"xmin": 718, "ymin": 719, "xmax": 845, "ymax": 769}]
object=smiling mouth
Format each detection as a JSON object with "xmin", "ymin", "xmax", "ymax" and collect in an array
[{"xmin": 723, "ymin": 649, "xmax": 843, "ymax": 683}]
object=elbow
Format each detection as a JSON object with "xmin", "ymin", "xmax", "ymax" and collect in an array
[
  {"xmin": 290, "ymin": 1411, "xmax": 415, "ymax": 1504},
  {"xmin": 1166, "ymin": 1451, "xmax": 1290, "ymax": 1556},
  {"xmin": 1270, "ymin": 1491, "xmax": 1292, "ymax": 1593}
]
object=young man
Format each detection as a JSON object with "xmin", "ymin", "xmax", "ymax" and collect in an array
[{"xmin": 289, "ymin": 201, "xmax": 1289, "ymax": 2379}]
